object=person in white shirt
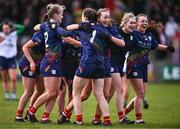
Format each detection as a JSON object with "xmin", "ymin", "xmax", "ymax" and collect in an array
[{"xmin": 0, "ymin": 21, "xmax": 24, "ymax": 100}]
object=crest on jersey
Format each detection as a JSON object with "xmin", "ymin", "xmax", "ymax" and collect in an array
[
  {"xmin": 148, "ymin": 36, "xmax": 152, "ymax": 41},
  {"xmin": 51, "ymin": 70, "xmax": 56, "ymax": 74},
  {"xmin": 130, "ymin": 35, "xmax": 133, "ymax": 40}
]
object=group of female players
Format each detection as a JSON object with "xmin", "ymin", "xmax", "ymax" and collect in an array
[{"xmin": 13, "ymin": 3, "xmax": 175, "ymax": 126}]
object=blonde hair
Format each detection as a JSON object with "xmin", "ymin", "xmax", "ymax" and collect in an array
[
  {"xmin": 120, "ymin": 12, "xmax": 135, "ymax": 27},
  {"xmin": 46, "ymin": 4, "xmax": 65, "ymax": 19}
]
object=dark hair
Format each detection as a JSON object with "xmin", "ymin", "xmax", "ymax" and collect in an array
[
  {"xmin": 46, "ymin": 4, "xmax": 65, "ymax": 19},
  {"xmin": 43, "ymin": 13, "xmax": 49, "ymax": 22},
  {"xmin": 147, "ymin": 20, "xmax": 164, "ymax": 30},
  {"xmin": 0, "ymin": 21, "xmax": 13, "ymax": 30},
  {"xmin": 82, "ymin": 8, "xmax": 97, "ymax": 23}
]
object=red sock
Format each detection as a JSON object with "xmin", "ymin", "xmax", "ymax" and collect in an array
[
  {"xmin": 67, "ymin": 113, "xmax": 72, "ymax": 120},
  {"xmin": 29, "ymin": 107, "xmax": 37, "ymax": 115},
  {"xmin": 76, "ymin": 115, "xmax": 82, "ymax": 123},
  {"xmin": 118, "ymin": 111, "xmax": 125, "ymax": 120},
  {"xmin": 103, "ymin": 116, "xmax": 111, "ymax": 125},
  {"xmin": 16, "ymin": 109, "xmax": 23, "ymax": 117},
  {"xmin": 64, "ymin": 108, "xmax": 70, "ymax": 116},
  {"xmin": 136, "ymin": 113, "xmax": 142, "ymax": 120},
  {"xmin": 93, "ymin": 114, "xmax": 101, "ymax": 121},
  {"xmin": 42, "ymin": 112, "xmax": 50, "ymax": 120},
  {"xmin": 28, "ymin": 106, "xmax": 32, "ymax": 110},
  {"xmin": 124, "ymin": 108, "xmax": 130, "ymax": 115}
]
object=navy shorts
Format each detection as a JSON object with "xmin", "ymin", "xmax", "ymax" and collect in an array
[
  {"xmin": 76, "ymin": 62, "xmax": 105, "ymax": 79},
  {"xmin": 127, "ymin": 65, "xmax": 148, "ymax": 82},
  {"xmin": 110, "ymin": 62, "xmax": 124, "ymax": 77},
  {"xmin": 62, "ymin": 62, "xmax": 78, "ymax": 80},
  {"xmin": 19, "ymin": 56, "xmax": 40, "ymax": 78},
  {"xmin": 40, "ymin": 58, "xmax": 63, "ymax": 77},
  {"xmin": 0, "ymin": 56, "xmax": 17, "ymax": 70},
  {"xmin": 104, "ymin": 58, "xmax": 111, "ymax": 78}
]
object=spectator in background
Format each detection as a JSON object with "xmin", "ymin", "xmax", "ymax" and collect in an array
[
  {"xmin": 0, "ymin": 22, "xmax": 25, "ymax": 100},
  {"xmin": 165, "ymin": 16, "xmax": 178, "ymax": 42}
]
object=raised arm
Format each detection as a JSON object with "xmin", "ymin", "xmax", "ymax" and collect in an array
[
  {"xmin": 63, "ymin": 37, "xmax": 81, "ymax": 47},
  {"xmin": 157, "ymin": 44, "xmax": 175, "ymax": 52},
  {"xmin": 34, "ymin": 24, "xmax": 41, "ymax": 31},
  {"xmin": 108, "ymin": 26, "xmax": 125, "ymax": 47},
  {"xmin": 111, "ymin": 36, "xmax": 125, "ymax": 47},
  {"xmin": 66, "ymin": 24, "xmax": 79, "ymax": 31},
  {"xmin": 15, "ymin": 24, "xmax": 25, "ymax": 36}
]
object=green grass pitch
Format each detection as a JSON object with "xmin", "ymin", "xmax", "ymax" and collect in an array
[{"xmin": 0, "ymin": 80, "xmax": 180, "ymax": 129}]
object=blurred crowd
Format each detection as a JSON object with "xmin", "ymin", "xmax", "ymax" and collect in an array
[{"xmin": 0, "ymin": 0, "xmax": 179, "ymax": 65}]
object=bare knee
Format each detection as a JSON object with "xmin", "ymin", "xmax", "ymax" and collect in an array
[
  {"xmin": 24, "ymin": 91, "xmax": 34, "ymax": 98},
  {"xmin": 137, "ymin": 90, "xmax": 144, "ymax": 99},
  {"xmin": 47, "ymin": 92, "xmax": 58, "ymax": 99},
  {"xmin": 94, "ymin": 92, "xmax": 104, "ymax": 101},
  {"xmin": 80, "ymin": 94, "xmax": 89, "ymax": 101},
  {"xmin": 11, "ymin": 77, "xmax": 17, "ymax": 84}
]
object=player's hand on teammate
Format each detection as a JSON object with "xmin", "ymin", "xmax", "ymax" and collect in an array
[
  {"xmin": 30, "ymin": 62, "xmax": 36, "ymax": 73},
  {"xmin": 78, "ymin": 22, "xmax": 93, "ymax": 33},
  {"xmin": 167, "ymin": 45, "xmax": 175, "ymax": 53},
  {"xmin": 98, "ymin": 31, "xmax": 112, "ymax": 41}
]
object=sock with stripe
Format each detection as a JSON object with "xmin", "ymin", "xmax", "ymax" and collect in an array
[
  {"xmin": 93, "ymin": 114, "xmax": 101, "ymax": 121},
  {"xmin": 76, "ymin": 115, "xmax": 83, "ymax": 124},
  {"xmin": 103, "ymin": 116, "xmax": 111, "ymax": 125},
  {"xmin": 136, "ymin": 112, "xmax": 142, "ymax": 120},
  {"xmin": 41, "ymin": 112, "xmax": 50, "ymax": 121},
  {"xmin": 16, "ymin": 109, "xmax": 23, "ymax": 119},
  {"xmin": 118, "ymin": 111, "xmax": 125, "ymax": 121},
  {"xmin": 124, "ymin": 108, "xmax": 130, "ymax": 115},
  {"xmin": 29, "ymin": 107, "xmax": 37, "ymax": 115}
]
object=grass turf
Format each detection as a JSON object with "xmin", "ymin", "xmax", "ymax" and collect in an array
[{"xmin": 0, "ymin": 80, "xmax": 180, "ymax": 129}]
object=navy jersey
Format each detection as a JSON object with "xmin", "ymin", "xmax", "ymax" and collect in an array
[
  {"xmin": 110, "ymin": 27, "xmax": 134, "ymax": 65},
  {"xmin": 40, "ymin": 22, "xmax": 73, "ymax": 63},
  {"xmin": 61, "ymin": 42, "xmax": 82, "ymax": 65},
  {"xmin": 61, "ymin": 42, "xmax": 82, "ymax": 79},
  {"xmin": 74, "ymin": 24, "xmax": 113, "ymax": 64},
  {"xmin": 30, "ymin": 31, "xmax": 45, "ymax": 63},
  {"xmin": 127, "ymin": 30, "xmax": 158, "ymax": 68}
]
